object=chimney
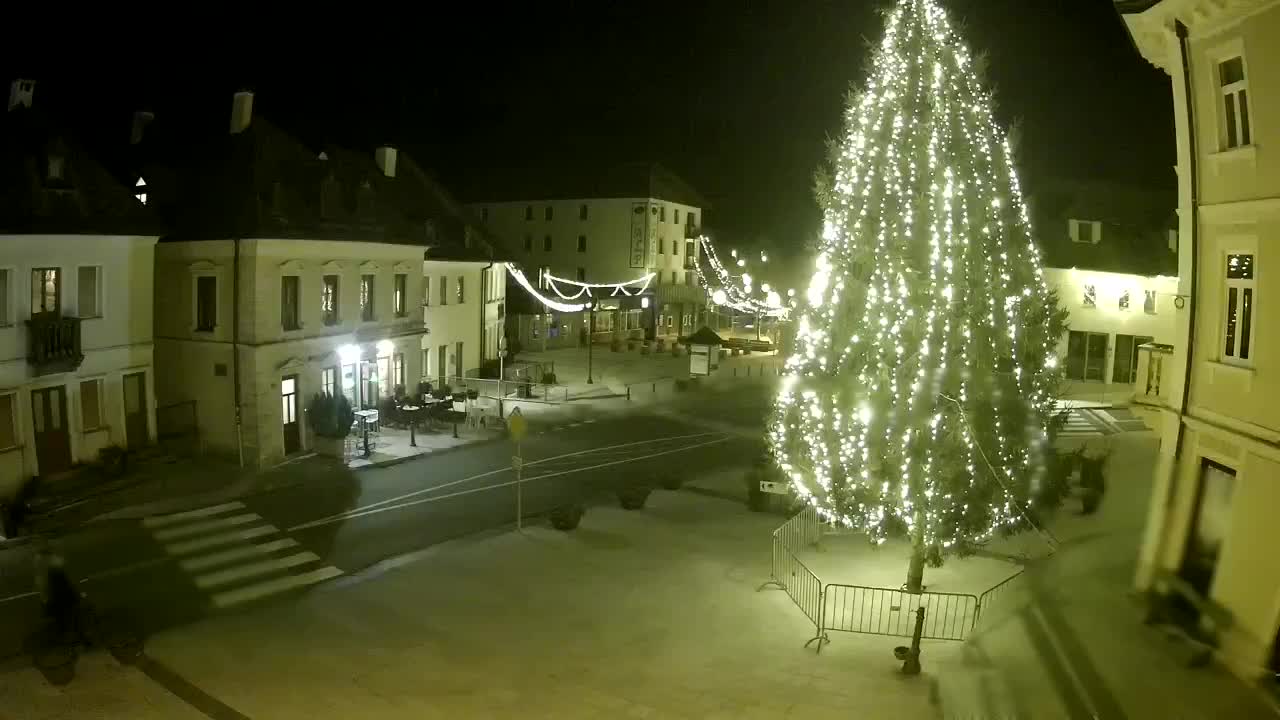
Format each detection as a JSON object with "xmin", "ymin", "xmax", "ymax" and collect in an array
[
  {"xmin": 130, "ymin": 110, "xmax": 154, "ymax": 145},
  {"xmin": 230, "ymin": 90, "xmax": 254, "ymax": 134},
  {"xmin": 7, "ymin": 79, "xmax": 35, "ymax": 112},
  {"xmin": 375, "ymin": 146, "xmax": 398, "ymax": 178}
]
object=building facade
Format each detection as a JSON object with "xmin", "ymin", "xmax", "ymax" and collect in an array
[
  {"xmin": 465, "ymin": 163, "xmax": 707, "ymax": 349},
  {"xmin": 1031, "ymin": 180, "xmax": 1179, "ymax": 386},
  {"xmin": 0, "ymin": 80, "xmax": 160, "ymax": 493},
  {"xmin": 152, "ymin": 93, "xmax": 505, "ymax": 468},
  {"xmin": 1120, "ymin": 0, "xmax": 1280, "ymax": 684}
]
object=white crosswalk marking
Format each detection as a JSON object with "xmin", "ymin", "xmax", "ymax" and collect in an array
[{"xmin": 143, "ymin": 503, "xmax": 343, "ymax": 610}]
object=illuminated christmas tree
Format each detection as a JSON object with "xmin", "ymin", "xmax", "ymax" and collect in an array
[{"xmin": 770, "ymin": 0, "xmax": 1067, "ymax": 592}]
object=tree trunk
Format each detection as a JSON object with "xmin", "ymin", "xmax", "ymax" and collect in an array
[{"xmin": 904, "ymin": 512, "xmax": 926, "ymax": 594}]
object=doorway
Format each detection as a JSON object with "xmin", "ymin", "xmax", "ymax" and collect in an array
[
  {"xmin": 281, "ymin": 374, "xmax": 300, "ymax": 455},
  {"xmin": 1113, "ymin": 334, "xmax": 1154, "ymax": 384},
  {"xmin": 31, "ymin": 385, "xmax": 71, "ymax": 476},
  {"xmin": 437, "ymin": 345, "xmax": 447, "ymax": 385},
  {"xmin": 1066, "ymin": 331, "xmax": 1109, "ymax": 382},
  {"xmin": 123, "ymin": 372, "xmax": 148, "ymax": 450},
  {"xmin": 1177, "ymin": 459, "xmax": 1235, "ymax": 619},
  {"xmin": 454, "ymin": 341, "xmax": 464, "ymax": 378}
]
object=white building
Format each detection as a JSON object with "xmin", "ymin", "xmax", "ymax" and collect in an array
[
  {"xmin": 0, "ymin": 80, "xmax": 160, "ymax": 493},
  {"xmin": 1119, "ymin": 0, "xmax": 1280, "ymax": 685},
  {"xmin": 465, "ymin": 163, "xmax": 706, "ymax": 349},
  {"xmin": 1030, "ymin": 180, "xmax": 1179, "ymax": 387},
  {"xmin": 152, "ymin": 93, "xmax": 506, "ymax": 468}
]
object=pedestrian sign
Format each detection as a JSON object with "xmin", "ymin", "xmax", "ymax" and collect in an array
[{"xmin": 508, "ymin": 407, "xmax": 527, "ymax": 442}]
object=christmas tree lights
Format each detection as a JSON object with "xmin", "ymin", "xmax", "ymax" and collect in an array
[{"xmin": 769, "ymin": 0, "xmax": 1066, "ymax": 591}]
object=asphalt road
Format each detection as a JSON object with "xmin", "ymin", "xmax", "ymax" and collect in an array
[{"xmin": 0, "ymin": 407, "xmax": 757, "ymax": 662}]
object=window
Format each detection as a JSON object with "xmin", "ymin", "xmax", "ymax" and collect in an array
[
  {"xmin": 688, "ymin": 212, "xmax": 697, "ymax": 228},
  {"xmin": 686, "ymin": 272, "xmax": 695, "ymax": 287},
  {"xmin": 1070, "ymin": 219, "xmax": 1101, "ymax": 244},
  {"xmin": 1118, "ymin": 290, "xmax": 1130, "ymax": 312},
  {"xmin": 439, "ymin": 276, "xmax": 449, "ymax": 306},
  {"xmin": 542, "ymin": 206, "xmax": 553, "ymax": 221},
  {"xmin": 80, "ymin": 379, "xmax": 103, "ymax": 431},
  {"xmin": 579, "ymin": 204, "xmax": 588, "ymax": 220},
  {"xmin": 78, "ymin": 266, "xmax": 101, "ymax": 318},
  {"xmin": 281, "ymin": 275, "xmax": 300, "ymax": 330},
  {"xmin": 360, "ymin": 274, "xmax": 375, "ymax": 321},
  {"xmin": 480, "ymin": 207, "xmax": 489, "ymax": 222},
  {"xmin": 1144, "ymin": 289, "xmax": 1157, "ymax": 315},
  {"xmin": 525, "ymin": 205, "xmax": 533, "ymax": 221},
  {"xmin": 134, "ymin": 177, "xmax": 147, "ymax": 206},
  {"xmin": 577, "ymin": 235, "xmax": 587, "ymax": 253},
  {"xmin": 0, "ymin": 393, "xmax": 15, "ymax": 449},
  {"xmin": 674, "ymin": 208, "xmax": 680, "ymax": 225},
  {"xmin": 322, "ymin": 367, "xmax": 337, "ymax": 397},
  {"xmin": 1219, "ymin": 56, "xmax": 1251, "ymax": 150},
  {"xmin": 1082, "ymin": 284, "xmax": 1096, "ymax": 309},
  {"xmin": 423, "ymin": 276, "xmax": 431, "ymax": 308},
  {"xmin": 31, "ymin": 267, "xmax": 59, "ymax": 315},
  {"xmin": 577, "ymin": 267, "xmax": 586, "ymax": 282},
  {"xmin": 393, "ymin": 353, "xmax": 405, "ymax": 391},
  {"xmin": 196, "ymin": 275, "xmax": 216, "ymax": 331},
  {"xmin": 537, "ymin": 266, "xmax": 551, "ymax": 290},
  {"xmin": 1223, "ymin": 253, "xmax": 1255, "ymax": 364},
  {"xmin": 671, "ymin": 271, "xmax": 678, "ymax": 285},
  {"xmin": 524, "ymin": 234, "xmax": 533, "ymax": 252},
  {"xmin": 543, "ymin": 235, "xmax": 552, "ymax": 252},
  {"xmin": 659, "ymin": 237, "xmax": 665, "ymax": 254},
  {"xmin": 0, "ymin": 268, "xmax": 9, "ymax": 326},
  {"xmin": 660, "ymin": 206, "xmax": 666, "ymax": 222},
  {"xmin": 672, "ymin": 240, "xmax": 679, "ymax": 255},
  {"xmin": 322, "ymin": 275, "xmax": 339, "ymax": 325},
  {"xmin": 394, "ymin": 273, "xmax": 408, "ymax": 317},
  {"xmin": 1113, "ymin": 334, "xmax": 1154, "ymax": 384},
  {"xmin": 456, "ymin": 276, "xmax": 465, "ymax": 304},
  {"xmin": 421, "ymin": 349, "xmax": 431, "ymax": 379},
  {"xmin": 1065, "ymin": 330, "xmax": 1108, "ymax": 381}
]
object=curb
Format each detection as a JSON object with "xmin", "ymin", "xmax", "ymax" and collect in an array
[{"xmin": 349, "ymin": 433, "xmax": 505, "ymax": 471}]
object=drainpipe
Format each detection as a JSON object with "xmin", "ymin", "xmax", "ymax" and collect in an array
[
  {"xmin": 233, "ymin": 237, "xmax": 244, "ymax": 468},
  {"xmin": 480, "ymin": 260, "xmax": 493, "ymax": 364}
]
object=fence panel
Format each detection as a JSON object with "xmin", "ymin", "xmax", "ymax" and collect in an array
[
  {"xmin": 770, "ymin": 537, "xmax": 824, "ymax": 627},
  {"xmin": 974, "ymin": 570, "xmax": 1026, "ymax": 630},
  {"xmin": 822, "ymin": 584, "xmax": 978, "ymax": 641}
]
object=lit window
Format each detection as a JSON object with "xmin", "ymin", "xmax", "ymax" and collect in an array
[
  {"xmin": 1223, "ymin": 253, "xmax": 1255, "ymax": 364},
  {"xmin": 322, "ymin": 275, "xmax": 339, "ymax": 325},
  {"xmin": 423, "ymin": 276, "xmax": 430, "ymax": 308},
  {"xmin": 1082, "ymin": 284, "xmax": 1096, "ymax": 308},
  {"xmin": 1219, "ymin": 56, "xmax": 1251, "ymax": 150},
  {"xmin": 31, "ymin": 267, "xmax": 59, "ymax": 315},
  {"xmin": 360, "ymin": 274, "xmax": 375, "ymax": 321},
  {"xmin": 456, "ymin": 276, "xmax": 465, "ymax": 304},
  {"xmin": 322, "ymin": 367, "xmax": 337, "ymax": 397}
]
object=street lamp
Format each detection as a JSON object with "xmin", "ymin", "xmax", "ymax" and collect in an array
[{"xmin": 587, "ymin": 300, "xmax": 595, "ymax": 385}]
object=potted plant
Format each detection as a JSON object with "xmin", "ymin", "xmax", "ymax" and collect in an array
[
  {"xmin": 307, "ymin": 392, "xmax": 354, "ymax": 458},
  {"xmin": 466, "ymin": 388, "xmax": 480, "ymax": 401},
  {"xmin": 417, "ymin": 380, "xmax": 433, "ymax": 402},
  {"xmin": 617, "ymin": 484, "xmax": 652, "ymax": 510},
  {"xmin": 433, "ymin": 384, "xmax": 452, "ymax": 400},
  {"xmin": 550, "ymin": 503, "xmax": 586, "ymax": 531}
]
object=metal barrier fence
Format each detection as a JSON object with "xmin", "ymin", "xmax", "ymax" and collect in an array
[
  {"xmin": 761, "ymin": 508, "xmax": 1029, "ymax": 651},
  {"xmin": 822, "ymin": 584, "xmax": 978, "ymax": 643},
  {"xmin": 441, "ymin": 375, "xmax": 571, "ymax": 404}
]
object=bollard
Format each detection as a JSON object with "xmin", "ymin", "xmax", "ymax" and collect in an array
[
  {"xmin": 626, "ymin": 385, "xmax": 631, "ymax": 401},
  {"xmin": 733, "ymin": 367, "xmax": 737, "ymax": 377},
  {"xmin": 895, "ymin": 606, "xmax": 925, "ymax": 675},
  {"xmin": 452, "ymin": 422, "xmax": 459, "ymax": 439},
  {"xmin": 651, "ymin": 382, "xmax": 656, "ymax": 393}
]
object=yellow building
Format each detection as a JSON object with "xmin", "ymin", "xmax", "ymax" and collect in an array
[{"xmin": 1119, "ymin": 0, "xmax": 1280, "ymax": 684}]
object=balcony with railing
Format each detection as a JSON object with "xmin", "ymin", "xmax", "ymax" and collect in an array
[{"xmin": 26, "ymin": 313, "xmax": 84, "ymax": 375}]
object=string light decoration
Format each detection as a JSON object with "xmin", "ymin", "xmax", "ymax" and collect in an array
[
  {"xmin": 694, "ymin": 236, "xmax": 790, "ymax": 318},
  {"xmin": 769, "ymin": 0, "xmax": 1067, "ymax": 591},
  {"xmin": 506, "ymin": 264, "xmax": 656, "ymax": 312}
]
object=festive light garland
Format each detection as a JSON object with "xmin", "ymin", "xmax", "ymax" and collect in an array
[
  {"xmin": 768, "ymin": 0, "xmax": 1063, "ymax": 559},
  {"xmin": 694, "ymin": 236, "xmax": 791, "ymax": 318},
  {"xmin": 506, "ymin": 263, "xmax": 656, "ymax": 312}
]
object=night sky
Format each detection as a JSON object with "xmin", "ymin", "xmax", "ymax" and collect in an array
[{"xmin": 12, "ymin": 0, "xmax": 1172, "ymax": 262}]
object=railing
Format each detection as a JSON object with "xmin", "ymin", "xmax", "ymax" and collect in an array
[
  {"xmin": 759, "ymin": 507, "xmax": 827, "ymax": 646},
  {"xmin": 822, "ymin": 584, "xmax": 977, "ymax": 642},
  {"xmin": 435, "ymin": 375, "xmax": 571, "ymax": 404},
  {"xmin": 974, "ymin": 569, "xmax": 1025, "ymax": 630},
  {"xmin": 26, "ymin": 314, "xmax": 83, "ymax": 375}
]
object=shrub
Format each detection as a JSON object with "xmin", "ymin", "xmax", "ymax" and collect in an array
[
  {"xmin": 617, "ymin": 484, "xmax": 652, "ymax": 510},
  {"xmin": 660, "ymin": 474, "xmax": 685, "ymax": 491},
  {"xmin": 541, "ymin": 372, "xmax": 557, "ymax": 384},
  {"xmin": 550, "ymin": 503, "xmax": 585, "ymax": 531},
  {"xmin": 307, "ymin": 393, "xmax": 355, "ymax": 439},
  {"xmin": 416, "ymin": 380, "xmax": 433, "ymax": 400},
  {"xmin": 432, "ymin": 384, "xmax": 452, "ymax": 400}
]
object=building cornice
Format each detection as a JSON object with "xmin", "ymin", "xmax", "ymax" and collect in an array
[{"xmin": 1119, "ymin": 0, "xmax": 1280, "ymax": 74}]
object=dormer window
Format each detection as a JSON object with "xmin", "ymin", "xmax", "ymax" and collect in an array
[
  {"xmin": 1070, "ymin": 219, "xmax": 1101, "ymax": 244},
  {"xmin": 46, "ymin": 154, "xmax": 65, "ymax": 181},
  {"xmin": 134, "ymin": 177, "xmax": 147, "ymax": 205}
]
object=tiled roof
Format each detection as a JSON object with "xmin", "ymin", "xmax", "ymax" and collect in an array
[
  {"xmin": 1029, "ymin": 179, "xmax": 1176, "ymax": 276},
  {"xmin": 460, "ymin": 162, "xmax": 708, "ymax": 209}
]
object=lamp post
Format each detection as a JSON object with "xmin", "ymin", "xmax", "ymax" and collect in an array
[
  {"xmin": 587, "ymin": 300, "xmax": 595, "ymax": 385},
  {"xmin": 498, "ymin": 334, "xmax": 506, "ymax": 419}
]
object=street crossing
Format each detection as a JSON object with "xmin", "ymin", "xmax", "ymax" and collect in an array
[
  {"xmin": 1053, "ymin": 404, "xmax": 1147, "ymax": 441},
  {"xmin": 143, "ymin": 501, "xmax": 342, "ymax": 610}
]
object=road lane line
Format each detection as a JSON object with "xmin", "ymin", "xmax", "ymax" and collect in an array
[
  {"xmin": 153, "ymin": 513, "xmax": 261, "ymax": 542},
  {"xmin": 291, "ymin": 435, "xmax": 733, "ymax": 531},
  {"xmin": 142, "ymin": 502, "xmax": 246, "ymax": 528},
  {"xmin": 181, "ymin": 538, "xmax": 300, "ymax": 572},
  {"xmin": 211, "ymin": 566, "xmax": 343, "ymax": 609},
  {"xmin": 165, "ymin": 525, "xmax": 277, "ymax": 555},
  {"xmin": 194, "ymin": 551, "xmax": 319, "ymax": 589},
  {"xmin": 0, "ymin": 590, "xmax": 38, "ymax": 604},
  {"xmin": 289, "ymin": 431, "xmax": 729, "ymax": 531}
]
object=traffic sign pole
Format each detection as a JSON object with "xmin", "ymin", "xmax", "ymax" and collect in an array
[{"xmin": 508, "ymin": 407, "xmax": 527, "ymax": 531}]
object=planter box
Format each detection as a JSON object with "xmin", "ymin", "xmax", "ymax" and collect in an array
[{"xmin": 314, "ymin": 435, "xmax": 346, "ymax": 459}]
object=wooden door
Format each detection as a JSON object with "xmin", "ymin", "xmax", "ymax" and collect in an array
[
  {"xmin": 31, "ymin": 385, "xmax": 71, "ymax": 475},
  {"xmin": 123, "ymin": 372, "xmax": 148, "ymax": 449},
  {"xmin": 281, "ymin": 374, "xmax": 301, "ymax": 455}
]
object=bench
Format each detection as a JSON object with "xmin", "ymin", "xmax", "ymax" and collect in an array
[{"xmin": 1143, "ymin": 569, "xmax": 1232, "ymax": 667}]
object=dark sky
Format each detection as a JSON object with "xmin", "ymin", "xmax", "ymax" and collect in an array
[{"xmin": 12, "ymin": 0, "xmax": 1172, "ymax": 259}]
